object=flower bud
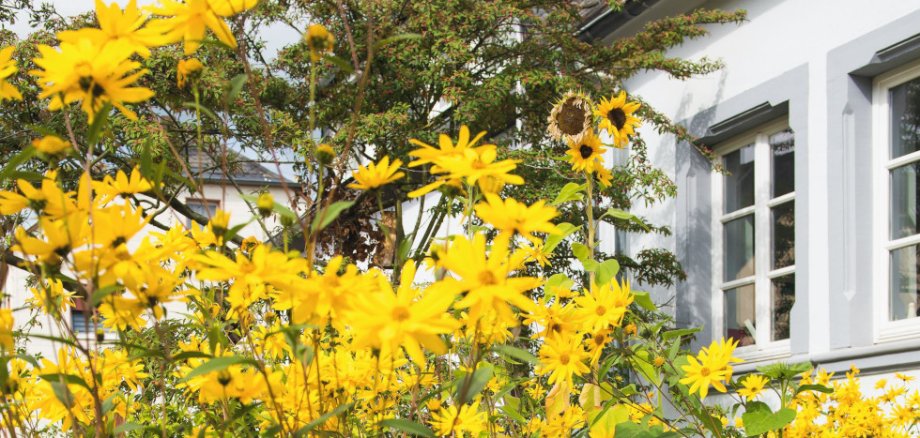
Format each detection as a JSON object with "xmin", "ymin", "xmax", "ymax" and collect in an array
[
  {"xmin": 315, "ymin": 143, "xmax": 335, "ymax": 166},
  {"xmin": 256, "ymin": 192, "xmax": 273, "ymax": 217},
  {"xmin": 305, "ymin": 24, "xmax": 335, "ymax": 62}
]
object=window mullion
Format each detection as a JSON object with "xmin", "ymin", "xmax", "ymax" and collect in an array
[{"xmin": 755, "ymin": 133, "xmax": 772, "ymax": 346}]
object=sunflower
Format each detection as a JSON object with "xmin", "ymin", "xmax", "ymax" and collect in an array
[
  {"xmin": 594, "ymin": 91, "xmax": 641, "ymax": 148},
  {"xmin": 547, "ymin": 91, "xmax": 593, "ymax": 141},
  {"xmin": 565, "ymin": 130, "xmax": 606, "ymax": 173}
]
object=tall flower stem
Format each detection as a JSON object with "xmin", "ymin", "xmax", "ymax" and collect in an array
[{"xmin": 585, "ymin": 174, "xmax": 596, "ymax": 286}]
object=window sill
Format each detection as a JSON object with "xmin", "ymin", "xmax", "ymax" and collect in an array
[
  {"xmin": 732, "ymin": 340, "xmax": 791, "ymax": 366},
  {"xmin": 876, "ymin": 317, "xmax": 920, "ymax": 344}
]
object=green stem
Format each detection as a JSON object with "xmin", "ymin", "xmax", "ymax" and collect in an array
[{"xmin": 586, "ymin": 174, "xmax": 596, "ymax": 286}]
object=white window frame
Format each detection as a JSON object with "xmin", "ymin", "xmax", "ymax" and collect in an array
[
  {"xmin": 872, "ymin": 58, "xmax": 920, "ymax": 342},
  {"xmin": 710, "ymin": 118, "xmax": 793, "ymax": 361}
]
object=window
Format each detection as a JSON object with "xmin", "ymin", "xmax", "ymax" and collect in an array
[
  {"xmin": 873, "ymin": 60, "xmax": 920, "ymax": 341},
  {"xmin": 186, "ymin": 198, "xmax": 220, "ymax": 228},
  {"xmin": 711, "ymin": 119, "xmax": 795, "ymax": 357}
]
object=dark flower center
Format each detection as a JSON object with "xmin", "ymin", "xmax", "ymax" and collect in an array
[
  {"xmin": 607, "ymin": 108, "xmax": 627, "ymax": 130},
  {"xmin": 79, "ymin": 76, "xmax": 106, "ymax": 98},
  {"xmin": 558, "ymin": 99, "xmax": 587, "ymax": 136},
  {"xmin": 579, "ymin": 144, "xmax": 594, "ymax": 159}
]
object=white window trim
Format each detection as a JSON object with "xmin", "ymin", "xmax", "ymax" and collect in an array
[
  {"xmin": 872, "ymin": 58, "xmax": 920, "ymax": 343},
  {"xmin": 710, "ymin": 118, "xmax": 793, "ymax": 361}
]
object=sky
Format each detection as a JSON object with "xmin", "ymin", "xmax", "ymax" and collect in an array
[{"xmin": 8, "ymin": 0, "xmax": 302, "ymax": 58}]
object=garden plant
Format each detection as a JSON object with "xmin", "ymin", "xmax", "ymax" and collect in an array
[{"xmin": 0, "ymin": 0, "xmax": 918, "ymax": 437}]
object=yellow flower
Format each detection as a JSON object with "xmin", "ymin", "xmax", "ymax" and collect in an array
[
  {"xmin": 574, "ymin": 278, "xmax": 633, "ymax": 333},
  {"xmin": 147, "ymin": 0, "xmax": 258, "ymax": 55},
  {"xmin": 522, "ymin": 241, "xmax": 551, "ymax": 267},
  {"xmin": 548, "ymin": 91, "xmax": 593, "ymax": 142},
  {"xmin": 653, "ymin": 356, "xmax": 666, "ymax": 367},
  {"xmin": 876, "ymin": 378, "xmax": 888, "ymax": 390},
  {"xmin": 31, "ymin": 39, "xmax": 154, "ymax": 121},
  {"xmin": 98, "ymin": 295, "xmax": 146, "ymax": 331},
  {"xmin": 347, "ymin": 156, "xmax": 405, "ymax": 190},
  {"xmin": 28, "ymin": 279, "xmax": 75, "ymax": 316},
  {"xmin": 408, "ymin": 125, "xmax": 487, "ymax": 168},
  {"xmin": 176, "ymin": 58, "xmax": 203, "ymax": 88},
  {"xmin": 537, "ymin": 334, "xmax": 590, "ymax": 385},
  {"xmin": 347, "ymin": 262, "xmax": 456, "ymax": 365},
  {"xmin": 679, "ymin": 338, "xmax": 742, "ymax": 399},
  {"xmin": 737, "ymin": 374, "xmax": 769, "ymax": 400},
  {"xmin": 305, "ymin": 23, "xmax": 335, "ymax": 62},
  {"xmin": 429, "ymin": 400, "xmax": 487, "ymax": 437},
  {"xmin": 594, "ymin": 91, "xmax": 641, "ymax": 148},
  {"xmin": 895, "ymin": 372, "xmax": 915, "ymax": 382},
  {"xmin": 0, "ymin": 308, "xmax": 13, "ymax": 350},
  {"xmin": 565, "ymin": 130, "xmax": 606, "ymax": 174},
  {"xmin": 474, "ymin": 194, "xmax": 561, "ymax": 243},
  {"xmin": 437, "ymin": 233, "xmax": 541, "ymax": 324},
  {"xmin": 92, "ymin": 167, "xmax": 154, "ymax": 202},
  {"xmin": 58, "ymin": 0, "xmax": 168, "ymax": 58},
  {"xmin": 32, "ymin": 135, "xmax": 72, "ymax": 156},
  {"xmin": 0, "ymin": 46, "xmax": 22, "ymax": 101}
]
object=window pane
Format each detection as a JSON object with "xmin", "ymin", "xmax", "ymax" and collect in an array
[
  {"xmin": 770, "ymin": 129, "xmax": 795, "ymax": 198},
  {"xmin": 724, "ymin": 215, "xmax": 755, "ymax": 282},
  {"xmin": 772, "ymin": 274, "xmax": 795, "ymax": 341},
  {"xmin": 186, "ymin": 199, "xmax": 219, "ymax": 228},
  {"xmin": 890, "ymin": 163, "xmax": 920, "ymax": 240},
  {"xmin": 890, "ymin": 244, "xmax": 920, "ymax": 321},
  {"xmin": 772, "ymin": 201, "xmax": 795, "ymax": 269},
  {"xmin": 890, "ymin": 76, "xmax": 920, "ymax": 159},
  {"xmin": 724, "ymin": 284, "xmax": 756, "ymax": 347},
  {"xmin": 71, "ymin": 310, "xmax": 90, "ymax": 333},
  {"xmin": 723, "ymin": 144, "xmax": 755, "ymax": 213}
]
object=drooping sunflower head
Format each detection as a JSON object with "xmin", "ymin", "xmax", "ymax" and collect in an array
[
  {"xmin": 594, "ymin": 91, "xmax": 641, "ymax": 148},
  {"xmin": 547, "ymin": 91, "xmax": 593, "ymax": 142},
  {"xmin": 565, "ymin": 130, "xmax": 605, "ymax": 173}
]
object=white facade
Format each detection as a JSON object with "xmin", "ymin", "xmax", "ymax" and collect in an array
[{"xmin": 591, "ymin": 0, "xmax": 920, "ymax": 378}]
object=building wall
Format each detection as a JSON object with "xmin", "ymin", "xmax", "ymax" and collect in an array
[{"xmin": 613, "ymin": 0, "xmax": 920, "ymax": 376}]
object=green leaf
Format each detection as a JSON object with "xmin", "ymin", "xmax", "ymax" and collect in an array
[
  {"xmin": 293, "ymin": 402, "xmax": 354, "ymax": 437},
  {"xmin": 544, "ymin": 273, "xmax": 574, "ymax": 298},
  {"xmin": 88, "ymin": 284, "xmax": 123, "ymax": 308},
  {"xmin": 662, "ymin": 327, "xmax": 701, "ymax": 340},
  {"xmin": 0, "ymin": 147, "xmax": 36, "ymax": 182},
  {"xmin": 224, "ymin": 74, "xmax": 247, "ymax": 104},
  {"xmin": 323, "ymin": 54, "xmax": 354, "ymax": 74},
  {"xmin": 614, "ymin": 422, "xmax": 681, "ymax": 438},
  {"xmin": 454, "ymin": 363, "xmax": 494, "ymax": 405},
  {"xmin": 86, "ymin": 103, "xmax": 112, "ymax": 146},
  {"xmin": 181, "ymin": 356, "xmax": 253, "ymax": 381},
  {"xmin": 311, "ymin": 201, "xmax": 355, "ymax": 231},
  {"xmin": 630, "ymin": 350, "xmax": 661, "ymax": 385},
  {"xmin": 543, "ymin": 222, "xmax": 579, "ymax": 253},
  {"xmin": 632, "ymin": 291, "xmax": 656, "ymax": 311},
  {"xmin": 742, "ymin": 402, "xmax": 796, "ymax": 436},
  {"xmin": 756, "ymin": 361, "xmax": 812, "ymax": 380},
  {"xmin": 378, "ymin": 419, "xmax": 435, "ymax": 437},
  {"xmin": 493, "ymin": 344, "xmax": 537, "ymax": 365},
  {"xmin": 39, "ymin": 373, "xmax": 92, "ymax": 391},
  {"xmin": 49, "ymin": 381, "xmax": 74, "ymax": 408},
  {"xmin": 501, "ymin": 396, "xmax": 527, "ymax": 424},
  {"xmin": 595, "ymin": 259, "xmax": 620, "ymax": 285},
  {"xmin": 171, "ymin": 351, "xmax": 212, "ymax": 362},
  {"xmin": 572, "ymin": 242, "xmax": 591, "ymax": 263},
  {"xmin": 182, "ymin": 101, "xmax": 220, "ymax": 122},
  {"xmin": 113, "ymin": 423, "xmax": 146, "ymax": 434},
  {"xmin": 795, "ymin": 383, "xmax": 833, "ymax": 395},
  {"xmin": 374, "ymin": 33, "xmax": 423, "ymax": 50},
  {"xmin": 553, "ymin": 182, "xmax": 585, "ymax": 205},
  {"xmin": 603, "ymin": 208, "xmax": 651, "ymax": 231}
]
